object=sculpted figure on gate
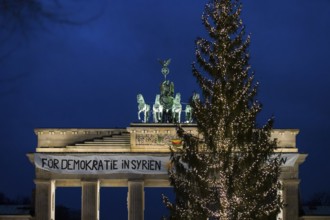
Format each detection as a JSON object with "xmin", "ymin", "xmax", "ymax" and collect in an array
[
  {"xmin": 137, "ymin": 59, "xmax": 199, "ymax": 124},
  {"xmin": 137, "ymin": 94, "xmax": 150, "ymax": 123}
]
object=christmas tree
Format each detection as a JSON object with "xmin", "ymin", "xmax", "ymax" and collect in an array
[{"xmin": 163, "ymin": 0, "xmax": 282, "ymax": 219}]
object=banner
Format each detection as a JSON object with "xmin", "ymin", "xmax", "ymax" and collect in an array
[
  {"xmin": 275, "ymin": 153, "xmax": 300, "ymax": 167},
  {"xmin": 34, "ymin": 153, "xmax": 300, "ymax": 174},
  {"xmin": 34, "ymin": 154, "xmax": 170, "ymax": 175}
]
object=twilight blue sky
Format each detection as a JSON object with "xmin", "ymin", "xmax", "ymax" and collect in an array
[{"xmin": 1, "ymin": 0, "xmax": 330, "ymax": 218}]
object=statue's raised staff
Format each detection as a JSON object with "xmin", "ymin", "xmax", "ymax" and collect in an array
[
  {"xmin": 137, "ymin": 94, "xmax": 150, "ymax": 123},
  {"xmin": 158, "ymin": 58, "xmax": 175, "ymax": 123},
  {"xmin": 158, "ymin": 58, "xmax": 171, "ymax": 80}
]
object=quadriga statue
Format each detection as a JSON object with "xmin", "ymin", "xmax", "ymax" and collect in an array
[
  {"xmin": 184, "ymin": 92, "xmax": 200, "ymax": 123},
  {"xmin": 172, "ymin": 93, "xmax": 182, "ymax": 123},
  {"xmin": 137, "ymin": 94, "xmax": 150, "ymax": 123},
  {"xmin": 185, "ymin": 104, "xmax": 192, "ymax": 123},
  {"xmin": 153, "ymin": 94, "xmax": 163, "ymax": 123}
]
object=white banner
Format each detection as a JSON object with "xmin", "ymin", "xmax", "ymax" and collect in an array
[
  {"xmin": 34, "ymin": 153, "xmax": 300, "ymax": 174},
  {"xmin": 275, "ymin": 153, "xmax": 300, "ymax": 167},
  {"xmin": 34, "ymin": 154, "xmax": 171, "ymax": 174}
]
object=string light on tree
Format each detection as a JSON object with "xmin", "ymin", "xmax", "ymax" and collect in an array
[{"xmin": 163, "ymin": 0, "xmax": 282, "ymax": 219}]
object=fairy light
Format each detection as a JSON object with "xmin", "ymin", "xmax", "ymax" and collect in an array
[{"xmin": 163, "ymin": 0, "xmax": 281, "ymax": 219}]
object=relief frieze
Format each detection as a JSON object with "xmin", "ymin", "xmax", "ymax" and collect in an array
[{"xmin": 136, "ymin": 134, "xmax": 177, "ymax": 145}]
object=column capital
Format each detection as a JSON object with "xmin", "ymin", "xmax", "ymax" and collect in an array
[
  {"xmin": 81, "ymin": 180, "xmax": 100, "ymax": 184},
  {"xmin": 282, "ymin": 179, "xmax": 300, "ymax": 185},
  {"xmin": 34, "ymin": 179, "xmax": 56, "ymax": 185},
  {"xmin": 128, "ymin": 179, "xmax": 145, "ymax": 183}
]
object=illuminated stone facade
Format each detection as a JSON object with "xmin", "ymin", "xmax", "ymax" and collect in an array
[{"xmin": 27, "ymin": 124, "xmax": 307, "ymax": 220}]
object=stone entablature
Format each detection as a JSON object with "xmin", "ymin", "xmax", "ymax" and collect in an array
[
  {"xmin": 35, "ymin": 124, "xmax": 299, "ymax": 153},
  {"xmin": 35, "ymin": 128, "xmax": 127, "ymax": 148}
]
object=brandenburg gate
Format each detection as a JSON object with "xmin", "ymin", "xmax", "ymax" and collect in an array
[{"xmin": 27, "ymin": 60, "xmax": 307, "ymax": 220}]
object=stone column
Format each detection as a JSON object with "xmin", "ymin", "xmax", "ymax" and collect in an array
[
  {"xmin": 34, "ymin": 180, "xmax": 56, "ymax": 220},
  {"xmin": 128, "ymin": 180, "xmax": 144, "ymax": 220},
  {"xmin": 282, "ymin": 179, "xmax": 300, "ymax": 220},
  {"xmin": 81, "ymin": 180, "xmax": 100, "ymax": 220}
]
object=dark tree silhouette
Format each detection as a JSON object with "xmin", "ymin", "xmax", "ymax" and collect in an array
[
  {"xmin": 0, "ymin": 192, "xmax": 31, "ymax": 205},
  {"xmin": 0, "ymin": 0, "xmax": 104, "ymax": 61},
  {"xmin": 306, "ymin": 192, "xmax": 330, "ymax": 206}
]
